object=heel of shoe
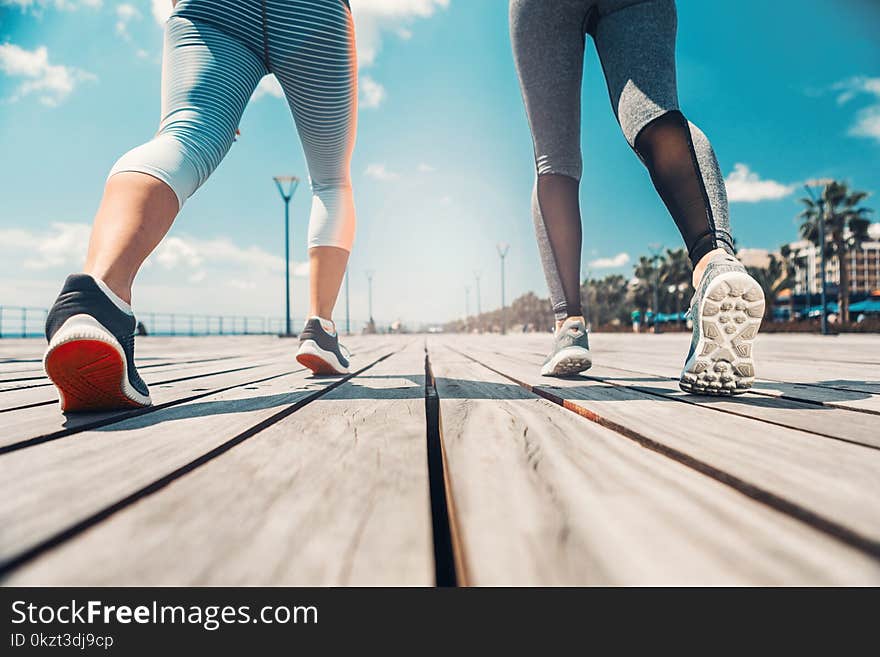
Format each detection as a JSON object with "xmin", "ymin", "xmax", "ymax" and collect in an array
[
  {"xmin": 44, "ymin": 314, "xmax": 151, "ymax": 411},
  {"xmin": 680, "ymin": 271, "xmax": 764, "ymax": 396}
]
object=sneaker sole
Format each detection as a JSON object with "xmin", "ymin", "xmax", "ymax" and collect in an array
[
  {"xmin": 541, "ymin": 346, "xmax": 592, "ymax": 377},
  {"xmin": 44, "ymin": 314, "xmax": 152, "ymax": 412},
  {"xmin": 679, "ymin": 271, "xmax": 765, "ymax": 396},
  {"xmin": 296, "ymin": 339, "xmax": 349, "ymax": 375}
]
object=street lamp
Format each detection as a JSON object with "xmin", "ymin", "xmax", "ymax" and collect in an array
[
  {"xmin": 366, "ymin": 269, "xmax": 375, "ymax": 328},
  {"xmin": 583, "ymin": 268, "xmax": 592, "ymax": 329},
  {"xmin": 648, "ymin": 242, "xmax": 663, "ymax": 334},
  {"xmin": 496, "ymin": 243, "xmax": 510, "ymax": 334},
  {"xmin": 803, "ymin": 179, "xmax": 834, "ymax": 336},
  {"xmin": 273, "ymin": 175, "xmax": 300, "ymax": 337},
  {"xmin": 474, "ymin": 271, "xmax": 482, "ymax": 316},
  {"xmin": 344, "ymin": 267, "xmax": 351, "ymax": 335}
]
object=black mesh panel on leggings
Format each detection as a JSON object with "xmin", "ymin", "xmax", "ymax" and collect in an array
[
  {"xmin": 536, "ymin": 173, "xmax": 583, "ymax": 320},
  {"xmin": 634, "ymin": 110, "xmax": 731, "ymax": 267}
]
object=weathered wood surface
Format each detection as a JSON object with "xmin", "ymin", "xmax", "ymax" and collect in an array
[
  {"xmin": 6, "ymin": 341, "xmax": 433, "ymax": 586},
  {"xmin": 0, "ymin": 337, "xmax": 392, "ymax": 567},
  {"xmin": 445, "ymin": 336, "xmax": 880, "ymax": 545},
  {"xmin": 428, "ymin": 342, "xmax": 879, "ymax": 585},
  {"xmin": 1, "ymin": 331, "xmax": 878, "ymax": 586}
]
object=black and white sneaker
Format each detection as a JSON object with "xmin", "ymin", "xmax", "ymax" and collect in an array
[
  {"xmin": 43, "ymin": 274, "xmax": 151, "ymax": 412},
  {"xmin": 296, "ymin": 317, "xmax": 350, "ymax": 375}
]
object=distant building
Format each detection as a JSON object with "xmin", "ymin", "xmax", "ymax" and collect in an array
[
  {"xmin": 737, "ymin": 248, "xmax": 773, "ymax": 269},
  {"xmin": 787, "ymin": 223, "xmax": 880, "ymax": 295}
]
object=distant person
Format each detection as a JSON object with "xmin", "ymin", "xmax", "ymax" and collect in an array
[
  {"xmin": 43, "ymin": 0, "xmax": 358, "ymax": 412},
  {"xmin": 631, "ymin": 309, "xmax": 640, "ymax": 333},
  {"xmin": 510, "ymin": 0, "xmax": 765, "ymax": 394}
]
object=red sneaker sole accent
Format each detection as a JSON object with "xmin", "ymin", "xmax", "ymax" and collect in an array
[
  {"xmin": 296, "ymin": 353, "xmax": 344, "ymax": 375},
  {"xmin": 44, "ymin": 339, "xmax": 146, "ymax": 412}
]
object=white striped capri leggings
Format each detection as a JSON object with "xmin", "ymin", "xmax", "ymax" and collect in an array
[{"xmin": 110, "ymin": 0, "xmax": 357, "ymax": 251}]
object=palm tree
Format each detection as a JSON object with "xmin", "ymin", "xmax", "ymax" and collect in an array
[
  {"xmin": 582, "ymin": 274, "xmax": 629, "ymax": 328},
  {"xmin": 797, "ymin": 181, "xmax": 873, "ymax": 324},
  {"xmin": 658, "ymin": 248, "xmax": 692, "ymax": 318},
  {"xmin": 746, "ymin": 254, "xmax": 793, "ymax": 322},
  {"xmin": 631, "ymin": 255, "xmax": 658, "ymax": 316}
]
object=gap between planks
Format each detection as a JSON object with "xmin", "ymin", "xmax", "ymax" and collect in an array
[
  {"xmin": 0, "ymin": 342, "xmax": 404, "ymax": 579},
  {"xmin": 443, "ymin": 340, "xmax": 880, "ymax": 564}
]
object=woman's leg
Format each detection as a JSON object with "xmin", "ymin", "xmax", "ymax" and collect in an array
[
  {"xmin": 43, "ymin": 15, "xmax": 267, "ymax": 411},
  {"xmin": 594, "ymin": 0, "xmax": 735, "ymax": 285},
  {"xmin": 87, "ymin": 15, "xmax": 267, "ymax": 302},
  {"xmin": 268, "ymin": 0, "xmax": 357, "ymax": 329},
  {"xmin": 510, "ymin": 0, "xmax": 589, "ymax": 330},
  {"xmin": 83, "ymin": 173, "xmax": 178, "ymax": 304},
  {"xmin": 595, "ymin": 0, "xmax": 764, "ymax": 394}
]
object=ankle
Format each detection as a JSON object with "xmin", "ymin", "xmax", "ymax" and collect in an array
[
  {"xmin": 556, "ymin": 315, "xmax": 585, "ymax": 332},
  {"xmin": 309, "ymin": 314, "xmax": 336, "ymax": 335},
  {"xmin": 692, "ymin": 248, "xmax": 731, "ymax": 288},
  {"xmin": 82, "ymin": 269, "xmax": 133, "ymax": 305}
]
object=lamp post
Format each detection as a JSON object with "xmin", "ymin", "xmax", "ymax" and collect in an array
[
  {"xmin": 648, "ymin": 242, "xmax": 663, "ymax": 334},
  {"xmin": 583, "ymin": 268, "xmax": 592, "ymax": 330},
  {"xmin": 366, "ymin": 270, "xmax": 375, "ymax": 332},
  {"xmin": 273, "ymin": 175, "xmax": 300, "ymax": 337},
  {"xmin": 804, "ymin": 179, "xmax": 834, "ymax": 336},
  {"xmin": 345, "ymin": 267, "xmax": 351, "ymax": 335},
  {"xmin": 497, "ymin": 243, "xmax": 510, "ymax": 334},
  {"xmin": 474, "ymin": 271, "xmax": 482, "ymax": 316}
]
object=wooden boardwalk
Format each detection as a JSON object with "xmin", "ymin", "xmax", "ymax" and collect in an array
[{"xmin": 0, "ymin": 332, "xmax": 878, "ymax": 585}]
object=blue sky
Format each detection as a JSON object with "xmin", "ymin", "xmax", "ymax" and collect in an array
[{"xmin": 1, "ymin": 0, "xmax": 878, "ymax": 327}]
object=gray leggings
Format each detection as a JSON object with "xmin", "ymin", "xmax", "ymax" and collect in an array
[{"xmin": 510, "ymin": 0, "xmax": 735, "ymax": 321}]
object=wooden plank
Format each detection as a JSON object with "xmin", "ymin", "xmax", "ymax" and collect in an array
[
  {"xmin": 6, "ymin": 341, "xmax": 432, "ymax": 586},
  {"xmin": 0, "ymin": 336, "xmax": 380, "ymax": 447},
  {"xmin": 0, "ymin": 352, "xmax": 280, "ymax": 402},
  {"xmin": 0, "ymin": 339, "xmax": 396, "ymax": 570},
  {"xmin": 0, "ymin": 354, "xmax": 253, "ymax": 388},
  {"xmin": 428, "ymin": 341, "xmax": 878, "ymax": 585},
  {"xmin": 586, "ymin": 365, "xmax": 880, "ymax": 449},
  {"xmin": 446, "ymin": 336, "xmax": 880, "ymax": 549},
  {"xmin": 0, "ymin": 360, "xmax": 299, "ymax": 450},
  {"xmin": 0, "ymin": 336, "xmax": 292, "ymax": 394},
  {"xmin": 472, "ymin": 333, "xmax": 880, "ymax": 415}
]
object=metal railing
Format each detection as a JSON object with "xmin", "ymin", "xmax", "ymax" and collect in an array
[
  {"xmin": 0, "ymin": 306, "xmax": 48, "ymax": 339},
  {"xmin": 0, "ymin": 306, "xmax": 370, "ymax": 338}
]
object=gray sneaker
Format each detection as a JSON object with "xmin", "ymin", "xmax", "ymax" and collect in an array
[
  {"xmin": 541, "ymin": 317, "xmax": 592, "ymax": 377},
  {"xmin": 679, "ymin": 254, "xmax": 765, "ymax": 395}
]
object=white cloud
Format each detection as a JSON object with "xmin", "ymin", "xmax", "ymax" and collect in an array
[
  {"xmin": 0, "ymin": 222, "xmax": 309, "ymax": 280},
  {"xmin": 115, "ymin": 3, "xmax": 142, "ymax": 41},
  {"xmin": 589, "ymin": 252, "xmax": 630, "ymax": 269},
  {"xmin": 0, "ymin": 43, "xmax": 95, "ymax": 106},
  {"xmin": 151, "ymin": 0, "xmax": 172, "ymax": 25},
  {"xmin": 724, "ymin": 163, "xmax": 794, "ymax": 203},
  {"xmin": 252, "ymin": 74, "xmax": 285, "ymax": 101},
  {"xmin": 832, "ymin": 76, "xmax": 880, "ymax": 144},
  {"xmin": 350, "ymin": 0, "xmax": 449, "ymax": 67},
  {"xmin": 0, "ymin": 222, "xmax": 91, "ymax": 270},
  {"xmin": 364, "ymin": 163, "xmax": 400, "ymax": 181},
  {"xmin": 0, "ymin": 224, "xmax": 319, "ymax": 317},
  {"xmin": 417, "ymin": 163, "xmax": 436, "ymax": 173},
  {"xmin": 359, "ymin": 75, "xmax": 386, "ymax": 109},
  {"xmin": 2, "ymin": 0, "xmax": 102, "ymax": 10},
  {"xmin": 349, "ymin": 0, "xmax": 449, "ymax": 107}
]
